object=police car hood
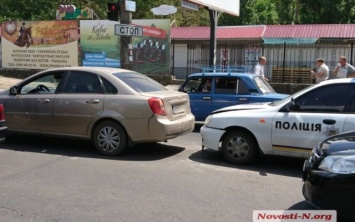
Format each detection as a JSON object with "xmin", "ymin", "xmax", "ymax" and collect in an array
[{"xmin": 212, "ymin": 102, "xmax": 270, "ymax": 114}]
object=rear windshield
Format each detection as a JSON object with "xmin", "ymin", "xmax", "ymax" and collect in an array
[{"xmin": 113, "ymin": 72, "xmax": 166, "ymax": 92}]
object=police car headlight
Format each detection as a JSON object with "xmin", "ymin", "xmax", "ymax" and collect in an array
[
  {"xmin": 319, "ymin": 155, "xmax": 355, "ymax": 174},
  {"xmin": 204, "ymin": 115, "xmax": 213, "ymax": 126}
]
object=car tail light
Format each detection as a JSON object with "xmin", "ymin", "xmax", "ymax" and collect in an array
[
  {"xmin": 0, "ymin": 104, "xmax": 4, "ymax": 121},
  {"xmin": 148, "ymin": 98, "xmax": 166, "ymax": 116}
]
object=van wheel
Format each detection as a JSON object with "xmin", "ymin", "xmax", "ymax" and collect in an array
[
  {"xmin": 221, "ymin": 131, "xmax": 257, "ymax": 164},
  {"xmin": 93, "ymin": 121, "xmax": 127, "ymax": 155}
]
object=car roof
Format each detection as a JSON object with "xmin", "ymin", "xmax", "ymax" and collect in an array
[
  {"xmin": 316, "ymin": 77, "xmax": 355, "ymax": 85},
  {"xmin": 189, "ymin": 72, "xmax": 256, "ymax": 78},
  {"xmin": 40, "ymin": 66, "xmax": 138, "ymax": 74}
]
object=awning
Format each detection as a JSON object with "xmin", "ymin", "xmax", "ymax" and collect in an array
[{"xmin": 263, "ymin": 38, "xmax": 318, "ymax": 45}]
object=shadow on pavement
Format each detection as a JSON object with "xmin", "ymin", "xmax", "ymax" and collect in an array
[
  {"xmin": 288, "ymin": 201, "xmax": 315, "ymax": 210},
  {"xmin": 2, "ymin": 134, "xmax": 185, "ymax": 161},
  {"xmin": 193, "ymin": 124, "xmax": 203, "ymax": 133},
  {"xmin": 189, "ymin": 149, "xmax": 305, "ymax": 178}
]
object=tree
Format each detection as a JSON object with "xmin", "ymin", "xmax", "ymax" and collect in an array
[
  {"xmin": 218, "ymin": 0, "xmax": 279, "ymax": 26},
  {"xmin": 1, "ymin": 0, "xmax": 355, "ymax": 25},
  {"xmin": 274, "ymin": 0, "xmax": 295, "ymax": 24}
]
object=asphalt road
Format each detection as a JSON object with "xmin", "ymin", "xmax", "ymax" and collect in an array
[{"xmin": 0, "ymin": 125, "xmax": 314, "ymax": 222}]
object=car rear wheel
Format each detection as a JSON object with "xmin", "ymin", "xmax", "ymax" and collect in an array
[
  {"xmin": 93, "ymin": 121, "xmax": 127, "ymax": 155},
  {"xmin": 221, "ymin": 131, "xmax": 257, "ymax": 164}
]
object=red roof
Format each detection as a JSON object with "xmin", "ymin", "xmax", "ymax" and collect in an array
[
  {"xmin": 171, "ymin": 25, "xmax": 266, "ymax": 40},
  {"xmin": 262, "ymin": 24, "xmax": 355, "ymax": 38}
]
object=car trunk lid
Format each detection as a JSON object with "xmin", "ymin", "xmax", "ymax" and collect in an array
[{"xmin": 140, "ymin": 91, "xmax": 191, "ymax": 121}]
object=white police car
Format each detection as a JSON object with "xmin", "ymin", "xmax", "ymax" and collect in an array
[{"xmin": 201, "ymin": 78, "xmax": 355, "ymax": 164}]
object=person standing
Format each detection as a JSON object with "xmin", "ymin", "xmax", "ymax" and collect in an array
[
  {"xmin": 311, "ymin": 58, "xmax": 329, "ymax": 83},
  {"xmin": 17, "ymin": 22, "xmax": 26, "ymax": 43},
  {"xmin": 333, "ymin": 56, "xmax": 355, "ymax": 78},
  {"xmin": 254, "ymin": 56, "xmax": 269, "ymax": 81}
]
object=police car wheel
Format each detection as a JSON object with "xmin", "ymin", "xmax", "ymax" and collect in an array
[{"xmin": 221, "ymin": 131, "xmax": 257, "ymax": 164}]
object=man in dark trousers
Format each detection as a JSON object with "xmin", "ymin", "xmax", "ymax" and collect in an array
[{"xmin": 17, "ymin": 22, "xmax": 26, "ymax": 43}]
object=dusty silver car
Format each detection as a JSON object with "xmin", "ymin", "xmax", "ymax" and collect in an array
[{"xmin": 0, "ymin": 67, "xmax": 195, "ymax": 155}]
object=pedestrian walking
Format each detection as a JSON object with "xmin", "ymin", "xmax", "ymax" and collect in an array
[{"xmin": 254, "ymin": 56, "xmax": 269, "ymax": 81}]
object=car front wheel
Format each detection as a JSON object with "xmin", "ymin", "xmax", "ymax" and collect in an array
[
  {"xmin": 221, "ymin": 131, "xmax": 257, "ymax": 164},
  {"xmin": 93, "ymin": 121, "xmax": 127, "ymax": 155}
]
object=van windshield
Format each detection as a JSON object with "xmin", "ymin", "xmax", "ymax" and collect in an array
[{"xmin": 253, "ymin": 76, "xmax": 275, "ymax": 94}]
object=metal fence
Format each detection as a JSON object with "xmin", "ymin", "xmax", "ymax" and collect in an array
[{"xmin": 171, "ymin": 39, "xmax": 355, "ymax": 82}]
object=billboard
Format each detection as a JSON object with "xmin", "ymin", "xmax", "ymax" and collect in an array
[
  {"xmin": 80, "ymin": 19, "xmax": 170, "ymax": 74},
  {"xmin": 187, "ymin": 0, "xmax": 239, "ymax": 16},
  {"xmin": 1, "ymin": 20, "xmax": 78, "ymax": 69}
]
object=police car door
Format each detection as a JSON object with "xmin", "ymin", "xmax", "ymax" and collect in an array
[{"xmin": 272, "ymin": 84, "xmax": 354, "ymax": 156}]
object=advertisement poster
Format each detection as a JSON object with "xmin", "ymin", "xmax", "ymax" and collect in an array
[
  {"xmin": 0, "ymin": 28, "xmax": 2, "ymax": 68},
  {"xmin": 80, "ymin": 19, "xmax": 170, "ymax": 74},
  {"xmin": 245, "ymin": 45, "xmax": 261, "ymax": 73},
  {"xmin": 1, "ymin": 20, "xmax": 78, "ymax": 69},
  {"xmin": 220, "ymin": 48, "xmax": 229, "ymax": 70}
]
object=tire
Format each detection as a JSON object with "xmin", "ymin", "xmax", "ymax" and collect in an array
[
  {"xmin": 93, "ymin": 121, "xmax": 127, "ymax": 156},
  {"xmin": 221, "ymin": 130, "xmax": 257, "ymax": 164}
]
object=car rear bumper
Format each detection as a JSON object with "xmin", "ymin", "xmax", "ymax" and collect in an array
[
  {"xmin": 303, "ymin": 159, "xmax": 355, "ymax": 221},
  {"xmin": 148, "ymin": 113, "xmax": 195, "ymax": 141},
  {"xmin": 200, "ymin": 125, "xmax": 225, "ymax": 151}
]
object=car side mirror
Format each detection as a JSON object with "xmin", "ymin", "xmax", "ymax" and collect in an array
[
  {"xmin": 177, "ymin": 86, "xmax": 184, "ymax": 92},
  {"xmin": 9, "ymin": 86, "xmax": 18, "ymax": 95},
  {"xmin": 286, "ymin": 99, "xmax": 300, "ymax": 111}
]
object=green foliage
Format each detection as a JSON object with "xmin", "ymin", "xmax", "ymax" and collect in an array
[
  {"xmin": 218, "ymin": 0, "xmax": 279, "ymax": 25},
  {"xmin": 1, "ymin": 0, "xmax": 355, "ymax": 26}
]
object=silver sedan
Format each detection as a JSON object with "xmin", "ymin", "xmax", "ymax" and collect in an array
[{"xmin": 0, "ymin": 67, "xmax": 195, "ymax": 155}]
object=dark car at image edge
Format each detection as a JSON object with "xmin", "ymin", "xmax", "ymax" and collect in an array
[
  {"xmin": 0, "ymin": 103, "xmax": 7, "ymax": 142},
  {"xmin": 303, "ymin": 131, "xmax": 355, "ymax": 221}
]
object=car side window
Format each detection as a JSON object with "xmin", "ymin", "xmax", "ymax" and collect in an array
[
  {"xmin": 295, "ymin": 84, "xmax": 354, "ymax": 113},
  {"xmin": 62, "ymin": 71, "xmax": 103, "ymax": 94},
  {"xmin": 101, "ymin": 77, "xmax": 118, "ymax": 94},
  {"xmin": 215, "ymin": 77, "xmax": 248, "ymax": 94},
  {"xmin": 183, "ymin": 77, "xmax": 212, "ymax": 93},
  {"xmin": 19, "ymin": 71, "xmax": 65, "ymax": 95}
]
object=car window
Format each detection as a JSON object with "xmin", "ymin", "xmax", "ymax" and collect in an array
[
  {"xmin": 19, "ymin": 71, "xmax": 65, "ymax": 94},
  {"xmin": 183, "ymin": 77, "xmax": 212, "ymax": 93},
  {"xmin": 215, "ymin": 77, "xmax": 248, "ymax": 94},
  {"xmin": 114, "ymin": 73, "xmax": 166, "ymax": 92},
  {"xmin": 295, "ymin": 84, "xmax": 354, "ymax": 113},
  {"xmin": 62, "ymin": 71, "xmax": 103, "ymax": 94},
  {"xmin": 101, "ymin": 77, "xmax": 118, "ymax": 94},
  {"xmin": 253, "ymin": 76, "xmax": 275, "ymax": 94}
]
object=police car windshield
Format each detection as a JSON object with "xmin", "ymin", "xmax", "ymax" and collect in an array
[
  {"xmin": 253, "ymin": 76, "xmax": 275, "ymax": 94},
  {"xmin": 269, "ymin": 84, "xmax": 316, "ymax": 106}
]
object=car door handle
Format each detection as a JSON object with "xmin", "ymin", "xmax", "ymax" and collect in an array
[
  {"xmin": 202, "ymin": 97, "xmax": 211, "ymax": 100},
  {"xmin": 37, "ymin": 99, "xmax": 50, "ymax": 103},
  {"xmin": 239, "ymin": 98, "xmax": 248, "ymax": 101},
  {"xmin": 86, "ymin": 99, "xmax": 100, "ymax": 104},
  {"xmin": 323, "ymin": 119, "xmax": 336, "ymax": 125}
]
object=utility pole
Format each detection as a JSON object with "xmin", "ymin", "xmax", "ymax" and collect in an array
[
  {"xmin": 119, "ymin": 0, "xmax": 133, "ymax": 69},
  {"xmin": 208, "ymin": 9, "xmax": 220, "ymax": 69}
]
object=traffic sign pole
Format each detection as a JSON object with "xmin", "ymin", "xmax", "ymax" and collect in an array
[{"xmin": 120, "ymin": 0, "xmax": 133, "ymax": 69}]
